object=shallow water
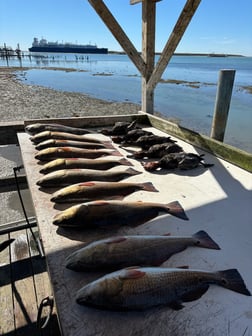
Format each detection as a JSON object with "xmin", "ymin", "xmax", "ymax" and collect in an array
[{"xmin": 2, "ymin": 53, "xmax": 252, "ymax": 152}]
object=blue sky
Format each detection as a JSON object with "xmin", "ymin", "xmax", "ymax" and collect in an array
[{"xmin": 0, "ymin": 0, "xmax": 252, "ymax": 56}]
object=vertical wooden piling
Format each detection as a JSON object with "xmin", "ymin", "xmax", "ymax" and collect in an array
[{"xmin": 210, "ymin": 69, "xmax": 236, "ymax": 141}]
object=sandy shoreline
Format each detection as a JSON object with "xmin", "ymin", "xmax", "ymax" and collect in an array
[{"xmin": 0, "ymin": 67, "xmax": 142, "ymax": 122}]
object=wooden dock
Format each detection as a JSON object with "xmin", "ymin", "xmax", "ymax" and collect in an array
[
  {"xmin": 0, "ymin": 225, "xmax": 61, "ymax": 336},
  {"xmin": 14, "ymin": 115, "xmax": 252, "ymax": 336}
]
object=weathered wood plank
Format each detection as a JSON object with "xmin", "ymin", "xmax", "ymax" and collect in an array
[
  {"xmin": 0, "ymin": 233, "xmax": 15, "ymax": 335},
  {"xmin": 88, "ymin": 0, "xmax": 146, "ymax": 75},
  {"xmin": 141, "ymin": 0, "xmax": 156, "ymax": 113},
  {"xmin": 148, "ymin": 0, "xmax": 202, "ymax": 91},
  {"xmin": 29, "ymin": 227, "xmax": 61, "ymax": 336},
  {"xmin": 145, "ymin": 112, "xmax": 252, "ymax": 172},
  {"xmin": 10, "ymin": 230, "xmax": 38, "ymax": 336}
]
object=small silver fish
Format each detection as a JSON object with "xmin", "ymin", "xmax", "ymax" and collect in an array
[
  {"xmin": 39, "ymin": 157, "xmax": 132, "ymax": 174},
  {"xmin": 65, "ymin": 231, "xmax": 220, "ymax": 271},
  {"xmin": 37, "ymin": 168, "xmax": 141, "ymax": 188},
  {"xmin": 51, "ymin": 181, "xmax": 158, "ymax": 203},
  {"xmin": 52, "ymin": 200, "xmax": 188, "ymax": 228},
  {"xmin": 76, "ymin": 266, "xmax": 251, "ymax": 310}
]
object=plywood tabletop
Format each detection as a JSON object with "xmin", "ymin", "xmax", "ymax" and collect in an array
[{"xmin": 18, "ymin": 128, "xmax": 252, "ymax": 336}]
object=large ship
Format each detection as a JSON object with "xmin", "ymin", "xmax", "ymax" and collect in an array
[{"xmin": 28, "ymin": 37, "xmax": 108, "ymax": 54}]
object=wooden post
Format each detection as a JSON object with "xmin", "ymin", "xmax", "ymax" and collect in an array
[
  {"xmin": 141, "ymin": 0, "xmax": 156, "ymax": 113},
  {"xmin": 210, "ymin": 69, "xmax": 236, "ymax": 142}
]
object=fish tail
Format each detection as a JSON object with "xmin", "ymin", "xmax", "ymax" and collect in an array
[
  {"xmin": 141, "ymin": 182, "xmax": 158, "ymax": 192},
  {"xmin": 103, "ymin": 141, "xmax": 115, "ymax": 150},
  {"xmin": 217, "ymin": 269, "xmax": 251, "ymax": 296},
  {"xmin": 193, "ymin": 231, "xmax": 220, "ymax": 250},
  {"xmin": 126, "ymin": 168, "xmax": 141, "ymax": 176},
  {"xmin": 119, "ymin": 158, "xmax": 133, "ymax": 166},
  {"xmin": 166, "ymin": 201, "xmax": 189, "ymax": 221},
  {"xmin": 111, "ymin": 150, "xmax": 123, "ymax": 157}
]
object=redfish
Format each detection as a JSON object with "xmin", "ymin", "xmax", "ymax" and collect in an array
[
  {"xmin": 76, "ymin": 266, "xmax": 251, "ymax": 310},
  {"xmin": 30, "ymin": 131, "xmax": 105, "ymax": 144},
  {"xmin": 25, "ymin": 123, "xmax": 91, "ymax": 135},
  {"xmin": 37, "ymin": 168, "xmax": 141, "ymax": 188},
  {"xmin": 51, "ymin": 181, "xmax": 158, "ymax": 203},
  {"xmin": 66, "ymin": 231, "xmax": 220, "ymax": 271},
  {"xmin": 35, "ymin": 139, "xmax": 111, "ymax": 151},
  {"xmin": 52, "ymin": 200, "xmax": 188, "ymax": 228},
  {"xmin": 35, "ymin": 147, "xmax": 119, "ymax": 161},
  {"xmin": 39, "ymin": 158, "xmax": 132, "ymax": 174}
]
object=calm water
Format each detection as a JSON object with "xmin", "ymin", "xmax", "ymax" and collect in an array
[{"xmin": 1, "ymin": 53, "xmax": 252, "ymax": 152}]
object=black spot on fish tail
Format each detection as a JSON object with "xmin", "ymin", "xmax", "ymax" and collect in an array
[
  {"xmin": 217, "ymin": 269, "xmax": 251, "ymax": 296},
  {"xmin": 193, "ymin": 230, "xmax": 220, "ymax": 250},
  {"xmin": 166, "ymin": 201, "xmax": 189, "ymax": 221}
]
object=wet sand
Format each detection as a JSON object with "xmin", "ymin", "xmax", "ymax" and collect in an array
[{"xmin": 0, "ymin": 66, "xmax": 141, "ymax": 122}]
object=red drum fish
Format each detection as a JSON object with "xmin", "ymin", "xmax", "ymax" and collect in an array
[
  {"xmin": 37, "ymin": 168, "xmax": 141, "ymax": 188},
  {"xmin": 76, "ymin": 266, "xmax": 251, "ymax": 310},
  {"xmin": 51, "ymin": 181, "xmax": 158, "ymax": 203},
  {"xmin": 66, "ymin": 231, "xmax": 220, "ymax": 271},
  {"xmin": 25, "ymin": 123, "xmax": 91, "ymax": 135},
  {"xmin": 35, "ymin": 139, "xmax": 111, "ymax": 151},
  {"xmin": 35, "ymin": 147, "xmax": 119, "ymax": 161},
  {"xmin": 52, "ymin": 200, "xmax": 188, "ymax": 228},
  {"xmin": 39, "ymin": 158, "xmax": 132, "ymax": 174},
  {"xmin": 30, "ymin": 131, "xmax": 105, "ymax": 144}
]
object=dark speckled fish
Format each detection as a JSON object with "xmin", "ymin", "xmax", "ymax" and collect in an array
[
  {"xmin": 37, "ymin": 168, "xmax": 141, "ymax": 188},
  {"xmin": 39, "ymin": 157, "xmax": 132, "ymax": 174},
  {"xmin": 76, "ymin": 266, "xmax": 251, "ymax": 310},
  {"xmin": 51, "ymin": 181, "xmax": 158, "ymax": 203},
  {"xmin": 30, "ymin": 131, "xmax": 104, "ymax": 144},
  {"xmin": 52, "ymin": 200, "xmax": 188, "ymax": 228},
  {"xmin": 65, "ymin": 231, "xmax": 220, "ymax": 271},
  {"xmin": 25, "ymin": 123, "xmax": 91, "ymax": 135},
  {"xmin": 35, "ymin": 147, "xmax": 119, "ymax": 162}
]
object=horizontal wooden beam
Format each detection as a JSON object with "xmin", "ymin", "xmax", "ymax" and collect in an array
[{"xmin": 130, "ymin": 0, "xmax": 161, "ymax": 4}]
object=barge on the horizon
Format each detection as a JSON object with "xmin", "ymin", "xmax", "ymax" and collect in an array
[{"xmin": 28, "ymin": 37, "xmax": 108, "ymax": 54}]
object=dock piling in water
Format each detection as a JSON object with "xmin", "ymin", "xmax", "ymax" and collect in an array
[{"xmin": 210, "ymin": 69, "xmax": 236, "ymax": 142}]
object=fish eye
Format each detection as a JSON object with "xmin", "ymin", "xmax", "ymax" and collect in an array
[{"xmin": 195, "ymin": 240, "xmax": 201, "ymax": 245}]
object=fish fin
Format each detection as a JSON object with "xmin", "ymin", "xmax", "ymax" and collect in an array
[
  {"xmin": 126, "ymin": 168, "xmax": 142, "ymax": 176},
  {"xmin": 103, "ymin": 141, "xmax": 115, "ymax": 149},
  {"xmin": 162, "ymin": 232, "xmax": 171, "ymax": 236},
  {"xmin": 78, "ymin": 181, "xmax": 96, "ymax": 186},
  {"xmin": 217, "ymin": 269, "xmax": 251, "ymax": 296},
  {"xmin": 105, "ymin": 237, "xmax": 127, "ymax": 244},
  {"xmin": 176, "ymin": 265, "xmax": 189, "ymax": 269},
  {"xmin": 193, "ymin": 230, "xmax": 220, "ymax": 250},
  {"xmin": 166, "ymin": 201, "xmax": 189, "ymax": 221},
  {"xmin": 141, "ymin": 182, "xmax": 158, "ymax": 192},
  {"xmin": 119, "ymin": 268, "xmax": 145, "ymax": 280},
  {"xmin": 169, "ymin": 301, "xmax": 184, "ymax": 310},
  {"xmin": 0, "ymin": 239, "xmax": 15, "ymax": 252},
  {"xmin": 106, "ymin": 195, "xmax": 125, "ymax": 200},
  {"xmin": 110, "ymin": 150, "xmax": 122, "ymax": 157},
  {"xmin": 181, "ymin": 284, "xmax": 209, "ymax": 302},
  {"xmin": 119, "ymin": 158, "xmax": 133, "ymax": 166}
]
